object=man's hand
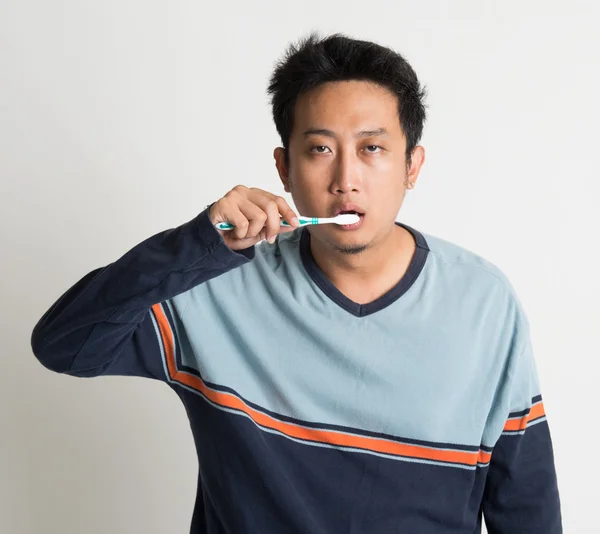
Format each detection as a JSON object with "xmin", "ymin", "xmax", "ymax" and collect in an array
[{"xmin": 209, "ymin": 185, "xmax": 300, "ymax": 251}]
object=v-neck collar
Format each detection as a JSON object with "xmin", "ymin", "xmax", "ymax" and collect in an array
[{"xmin": 299, "ymin": 222, "xmax": 430, "ymax": 317}]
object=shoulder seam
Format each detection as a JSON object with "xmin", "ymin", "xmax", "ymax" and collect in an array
[{"xmin": 426, "ymin": 248, "xmax": 510, "ymax": 290}]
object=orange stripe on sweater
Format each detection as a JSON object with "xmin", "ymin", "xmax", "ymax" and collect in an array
[{"xmin": 152, "ymin": 303, "xmax": 489, "ymax": 467}]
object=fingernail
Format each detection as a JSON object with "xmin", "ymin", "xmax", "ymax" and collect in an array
[
  {"xmin": 268, "ymin": 235, "xmax": 276, "ymax": 244},
  {"xmin": 291, "ymin": 217, "xmax": 299, "ymax": 227}
]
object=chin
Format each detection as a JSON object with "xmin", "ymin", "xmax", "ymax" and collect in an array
[
  {"xmin": 313, "ymin": 228, "xmax": 371, "ymax": 255},
  {"xmin": 333, "ymin": 243, "xmax": 369, "ymax": 255}
]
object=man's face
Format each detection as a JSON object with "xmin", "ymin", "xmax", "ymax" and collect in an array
[{"xmin": 274, "ymin": 80, "xmax": 422, "ymax": 254}]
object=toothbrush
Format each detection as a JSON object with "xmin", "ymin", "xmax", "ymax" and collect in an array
[{"xmin": 214, "ymin": 213, "xmax": 360, "ymax": 231}]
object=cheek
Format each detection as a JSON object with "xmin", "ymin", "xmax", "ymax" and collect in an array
[
  {"xmin": 291, "ymin": 161, "xmax": 327, "ymax": 193},
  {"xmin": 372, "ymin": 180, "xmax": 407, "ymax": 212},
  {"xmin": 296, "ymin": 156, "xmax": 326, "ymax": 177}
]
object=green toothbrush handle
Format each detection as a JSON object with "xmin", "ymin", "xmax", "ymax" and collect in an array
[
  {"xmin": 215, "ymin": 218, "xmax": 314, "ymax": 231},
  {"xmin": 214, "ymin": 222, "xmax": 236, "ymax": 230}
]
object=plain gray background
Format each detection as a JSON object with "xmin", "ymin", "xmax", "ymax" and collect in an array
[{"xmin": 2, "ymin": 1, "xmax": 598, "ymax": 532}]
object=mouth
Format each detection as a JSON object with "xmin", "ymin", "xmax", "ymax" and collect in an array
[
  {"xmin": 335, "ymin": 210, "xmax": 365, "ymax": 230},
  {"xmin": 331, "ymin": 203, "xmax": 366, "ymax": 231}
]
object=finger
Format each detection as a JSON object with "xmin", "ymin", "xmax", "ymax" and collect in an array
[
  {"xmin": 221, "ymin": 198, "xmax": 251, "ymax": 241},
  {"xmin": 237, "ymin": 198, "xmax": 268, "ymax": 239},
  {"xmin": 250, "ymin": 192, "xmax": 299, "ymax": 237},
  {"xmin": 262, "ymin": 199, "xmax": 283, "ymax": 242},
  {"xmin": 273, "ymin": 196, "xmax": 299, "ymax": 230}
]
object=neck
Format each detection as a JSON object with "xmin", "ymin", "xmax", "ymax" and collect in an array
[{"xmin": 309, "ymin": 224, "xmax": 416, "ymax": 302}]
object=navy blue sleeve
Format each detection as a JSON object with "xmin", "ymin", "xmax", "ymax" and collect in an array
[
  {"xmin": 30, "ymin": 205, "xmax": 255, "ymax": 380},
  {"xmin": 483, "ymin": 414, "xmax": 562, "ymax": 533},
  {"xmin": 482, "ymin": 333, "xmax": 562, "ymax": 533}
]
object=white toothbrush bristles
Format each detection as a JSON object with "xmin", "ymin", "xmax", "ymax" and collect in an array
[{"xmin": 331, "ymin": 213, "xmax": 361, "ymax": 225}]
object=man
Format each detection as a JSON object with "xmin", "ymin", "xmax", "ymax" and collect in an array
[{"xmin": 31, "ymin": 32, "xmax": 562, "ymax": 532}]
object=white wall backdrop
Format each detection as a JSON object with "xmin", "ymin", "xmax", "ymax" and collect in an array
[{"xmin": 1, "ymin": 1, "xmax": 598, "ymax": 532}]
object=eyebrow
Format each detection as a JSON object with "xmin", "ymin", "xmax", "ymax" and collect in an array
[{"xmin": 302, "ymin": 127, "xmax": 388, "ymax": 139}]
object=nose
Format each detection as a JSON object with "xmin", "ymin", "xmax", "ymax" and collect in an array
[{"xmin": 329, "ymin": 149, "xmax": 363, "ymax": 194}]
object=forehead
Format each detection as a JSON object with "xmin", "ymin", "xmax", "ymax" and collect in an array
[{"xmin": 292, "ymin": 80, "xmax": 401, "ymax": 135}]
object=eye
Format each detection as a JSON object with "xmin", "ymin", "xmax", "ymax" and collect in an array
[{"xmin": 309, "ymin": 145, "xmax": 383, "ymax": 154}]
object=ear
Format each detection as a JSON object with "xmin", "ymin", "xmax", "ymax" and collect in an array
[
  {"xmin": 273, "ymin": 147, "xmax": 291, "ymax": 192},
  {"xmin": 407, "ymin": 145, "xmax": 425, "ymax": 186}
]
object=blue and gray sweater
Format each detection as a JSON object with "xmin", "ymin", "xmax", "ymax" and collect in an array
[{"xmin": 31, "ymin": 205, "xmax": 562, "ymax": 533}]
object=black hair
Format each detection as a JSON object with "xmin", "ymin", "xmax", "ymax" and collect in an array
[{"xmin": 267, "ymin": 31, "xmax": 428, "ymax": 169}]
